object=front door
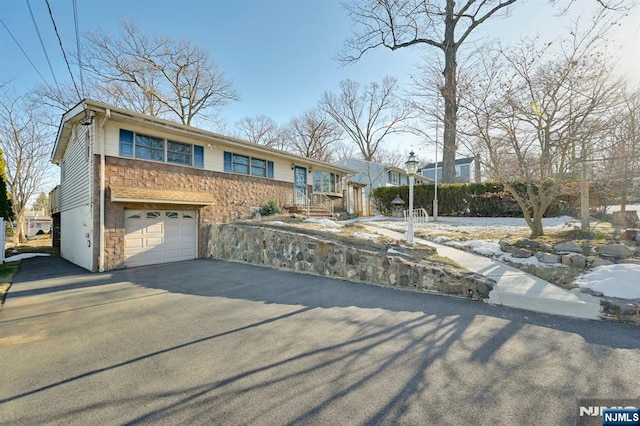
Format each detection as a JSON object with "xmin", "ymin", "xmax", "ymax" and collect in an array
[{"xmin": 294, "ymin": 166, "xmax": 307, "ymax": 205}]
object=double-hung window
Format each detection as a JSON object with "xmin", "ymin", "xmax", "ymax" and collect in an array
[
  {"xmin": 119, "ymin": 129, "xmax": 204, "ymax": 168},
  {"xmin": 224, "ymin": 151, "xmax": 274, "ymax": 179},
  {"xmin": 389, "ymin": 172, "xmax": 400, "ymax": 185},
  {"xmin": 135, "ymin": 134, "xmax": 165, "ymax": 162},
  {"xmin": 167, "ymin": 140, "xmax": 192, "ymax": 166}
]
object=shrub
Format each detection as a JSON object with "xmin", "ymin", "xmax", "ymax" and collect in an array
[
  {"xmin": 373, "ymin": 182, "xmax": 575, "ymax": 217},
  {"xmin": 5, "ymin": 223, "xmax": 14, "ymax": 238},
  {"xmin": 259, "ymin": 199, "xmax": 282, "ymax": 216}
]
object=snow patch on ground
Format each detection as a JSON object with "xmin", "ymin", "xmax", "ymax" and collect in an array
[
  {"xmin": 304, "ymin": 218, "xmax": 340, "ymax": 227},
  {"xmin": 353, "ymin": 232, "xmax": 378, "ymax": 240},
  {"xmin": 432, "ymin": 236, "xmax": 451, "ymax": 244},
  {"xmin": 320, "ymin": 228, "xmax": 341, "ymax": 233},
  {"xmin": 575, "ymin": 264, "xmax": 640, "ymax": 299},
  {"xmin": 461, "ymin": 240, "xmax": 501, "ymax": 256},
  {"xmin": 450, "ymin": 239, "xmax": 564, "ymax": 268},
  {"xmin": 4, "ymin": 253, "xmax": 51, "ymax": 262},
  {"xmin": 387, "ymin": 248, "xmax": 402, "ymax": 254}
]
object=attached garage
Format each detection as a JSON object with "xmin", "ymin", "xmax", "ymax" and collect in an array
[
  {"xmin": 109, "ymin": 186, "xmax": 216, "ymax": 270},
  {"xmin": 124, "ymin": 209, "xmax": 197, "ymax": 267}
]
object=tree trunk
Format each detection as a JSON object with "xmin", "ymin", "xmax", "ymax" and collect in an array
[
  {"xmin": 441, "ymin": 6, "xmax": 458, "ymax": 184},
  {"xmin": 530, "ymin": 212, "xmax": 545, "ymax": 238},
  {"xmin": 580, "ymin": 166, "xmax": 590, "ymax": 232},
  {"xmin": 16, "ymin": 213, "xmax": 26, "ymax": 245}
]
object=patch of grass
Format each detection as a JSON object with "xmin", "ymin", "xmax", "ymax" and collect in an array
[
  {"xmin": 5, "ymin": 243, "xmax": 57, "ymax": 258},
  {"xmin": 0, "ymin": 261, "xmax": 21, "ymax": 307},
  {"xmin": 0, "ymin": 262, "xmax": 20, "ymax": 283}
]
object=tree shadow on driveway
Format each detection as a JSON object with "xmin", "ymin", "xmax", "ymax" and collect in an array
[
  {"xmin": 121, "ymin": 258, "xmax": 638, "ymax": 350},
  {"xmin": 2, "ymin": 257, "xmax": 638, "ymax": 425}
]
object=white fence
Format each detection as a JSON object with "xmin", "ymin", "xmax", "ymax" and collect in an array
[
  {"xmin": 0, "ymin": 217, "xmax": 4, "ymax": 264},
  {"xmin": 403, "ymin": 208, "xmax": 429, "ymax": 224}
]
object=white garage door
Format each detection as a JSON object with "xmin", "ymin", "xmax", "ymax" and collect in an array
[{"xmin": 124, "ymin": 209, "xmax": 197, "ymax": 267}]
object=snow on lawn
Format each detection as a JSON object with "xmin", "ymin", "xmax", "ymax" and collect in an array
[
  {"xmin": 448, "ymin": 239, "xmax": 564, "ymax": 268},
  {"xmin": 575, "ymin": 264, "xmax": 640, "ymax": 299},
  {"xmin": 460, "ymin": 240, "xmax": 502, "ymax": 256},
  {"xmin": 304, "ymin": 218, "xmax": 340, "ymax": 227},
  {"xmin": 362, "ymin": 215, "xmax": 580, "ymax": 237},
  {"xmin": 4, "ymin": 253, "xmax": 51, "ymax": 262},
  {"xmin": 608, "ymin": 204, "xmax": 640, "ymax": 213},
  {"xmin": 353, "ymin": 232, "xmax": 379, "ymax": 240}
]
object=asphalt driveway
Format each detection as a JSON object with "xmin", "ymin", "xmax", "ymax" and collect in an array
[{"xmin": 1, "ymin": 256, "xmax": 638, "ymax": 425}]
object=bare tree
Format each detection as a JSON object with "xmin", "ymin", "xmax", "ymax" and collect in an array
[
  {"xmin": 340, "ymin": 0, "xmax": 630, "ymax": 183},
  {"xmin": 235, "ymin": 115, "xmax": 283, "ymax": 147},
  {"xmin": 598, "ymin": 86, "xmax": 640, "ymax": 216},
  {"xmin": 321, "ymin": 76, "xmax": 411, "ymax": 161},
  {"xmin": 460, "ymin": 23, "xmax": 620, "ymax": 237},
  {"xmin": 333, "ymin": 141, "xmax": 359, "ymax": 161},
  {"xmin": 284, "ymin": 108, "xmax": 343, "ymax": 162},
  {"xmin": 0, "ymin": 90, "xmax": 52, "ymax": 243},
  {"xmin": 372, "ymin": 147, "xmax": 409, "ymax": 168},
  {"xmin": 82, "ymin": 21, "xmax": 239, "ymax": 126}
]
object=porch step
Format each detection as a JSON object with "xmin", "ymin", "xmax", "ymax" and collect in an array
[
  {"xmin": 307, "ymin": 207, "xmax": 331, "ymax": 218},
  {"xmin": 284, "ymin": 205, "xmax": 332, "ymax": 218}
]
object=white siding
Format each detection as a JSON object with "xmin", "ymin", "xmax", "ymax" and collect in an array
[
  {"xmin": 103, "ymin": 120, "xmax": 298, "ymax": 183},
  {"xmin": 60, "ymin": 205, "xmax": 94, "ymax": 271},
  {"xmin": 60, "ymin": 124, "xmax": 92, "ymax": 211}
]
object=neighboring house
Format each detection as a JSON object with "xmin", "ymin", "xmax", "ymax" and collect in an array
[
  {"xmin": 335, "ymin": 158, "xmax": 432, "ymax": 216},
  {"xmin": 50, "ymin": 99, "xmax": 352, "ymax": 272},
  {"xmin": 24, "ymin": 209, "xmax": 52, "ymax": 238},
  {"xmin": 418, "ymin": 157, "xmax": 481, "ymax": 183}
]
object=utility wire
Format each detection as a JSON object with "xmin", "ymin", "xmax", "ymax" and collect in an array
[
  {"xmin": 45, "ymin": 0, "xmax": 82, "ymax": 102},
  {"xmin": 0, "ymin": 17, "xmax": 51, "ymax": 88},
  {"xmin": 25, "ymin": 0, "xmax": 61, "ymax": 96},
  {"xmin": 72, "ymin": 0, "xmax": 85, "ymax": 97}
]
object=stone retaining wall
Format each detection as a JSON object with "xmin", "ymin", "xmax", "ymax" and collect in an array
[{"xmin": 207, "ymin": 224, "xmax": 495, "ymax": 300}]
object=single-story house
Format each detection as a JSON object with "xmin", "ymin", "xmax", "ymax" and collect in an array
[
  {"xmin": 50, "ymin": 99, "xmax": 353, "ymax": 272},
  {"xmin": 418, "ymin": 157, "xmax": 481, "ymax": 183}
]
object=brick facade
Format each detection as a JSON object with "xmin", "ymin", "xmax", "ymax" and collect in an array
[{"xmin": 92, "ymin": 155, "xmax": 293, "ymax": 271}]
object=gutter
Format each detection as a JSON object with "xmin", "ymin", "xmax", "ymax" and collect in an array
[{"xmin": 99, "ymin": 108, "xmax": 111, "ymax": 272}]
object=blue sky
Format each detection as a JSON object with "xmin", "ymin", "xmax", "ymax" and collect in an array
[{"xmin": 2, "ymin": 0, "xmax": 639, "ymax": 160}]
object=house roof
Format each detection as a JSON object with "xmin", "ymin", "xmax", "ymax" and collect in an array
[
  {"xmin": 420, "ymin": 157, "xmax": 475, "ymax": 171},
  {"xmin": 335, "ymin": 158, "xmax": 433, "ymax": 183},
  {"xmin": 51, "ymin": 99, "xmax": 353, "ymax": 175},
  {"xmin": 110, "ymin": 186, "xmax": 216, "ymax": 205}
]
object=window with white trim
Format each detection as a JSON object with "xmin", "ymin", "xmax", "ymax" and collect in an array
[
  {"xmin": 313, "ymin": 171, "xmax": 342, "ymax": 194},
  {"xmin": 119, "ymin": 129, "xmax": 204, "ymax": 168},
  {"xmin": 223, "ymin": 151, "xmax": 274, "ymax": 179}
]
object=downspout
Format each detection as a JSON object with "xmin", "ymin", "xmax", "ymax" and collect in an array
[{"xmin": 99, "ymin": 108, "xmax": 111, "ymax": 272}]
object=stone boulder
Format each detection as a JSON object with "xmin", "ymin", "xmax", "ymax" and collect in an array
[
  {"xmin": 587, "ymin": 256, "xmax": 614, "ymax": 268},
  {"xmin": 510, "ymin": 247, "xmax": 533, "ymax": 258},
  {"xmin": 560, "ymin": 253, "xmax": 587, "ymax": 268},
  {"xmin": 554, "ymin": 241, "xmax": 583, "ymax": 253},
  {"xmin": 515, "ymin": 238, "xmax": 541, "ymax": 249},
  {"xmin": 599, "ymin": 244, "xmax": 634, "ymax": 259},
  {"xmin": 536, "ymin": 252, "xmax": 561, "ymax": 264}
]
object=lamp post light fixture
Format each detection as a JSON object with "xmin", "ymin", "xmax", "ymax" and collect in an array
[{"xmin": 405, "ymin": 151, "xmax": 418, "ymax": 246}]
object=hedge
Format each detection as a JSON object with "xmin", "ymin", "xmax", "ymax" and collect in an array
[{"xmin": 373, "ymin": 182, "xmax": 577, "ymax": 217}]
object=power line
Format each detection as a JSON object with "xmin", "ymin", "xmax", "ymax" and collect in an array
[
  {"xmin": 44, "ymin": 0, "xmax": 82, "ymax": 102},
  {"xmin": 0, "ymin": 17, "xmax": 51, "ymax": 88},
  {"xmin": 72, "ymin": 0, "xmax": 85, "ymax": 97},
  {"xmin": 25, "ymin": 0, "xmax": 61, "ymax": 96}
]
